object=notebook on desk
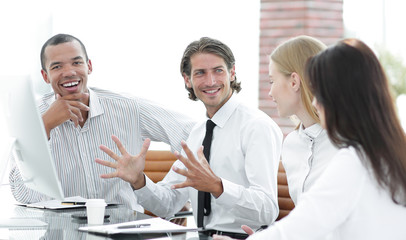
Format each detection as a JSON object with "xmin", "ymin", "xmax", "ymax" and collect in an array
[
  {"xmin": 0, "ymin": 218, "xmax": 48, "ymax": 228},
  {"xmin": 17, "ymin": 196, "xmax": 118, "ymax": 210},
  {"xmin": 79, "ymin": 217, "xmax": 197, "ymax": 235}
]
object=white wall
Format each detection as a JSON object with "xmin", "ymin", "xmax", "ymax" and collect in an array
[
  {"xmin": 1, "ymin": 0, "xmax": 260, "ymax": 113},
  {"xmin": 343, "ymin": 0, "xmax": 406, "ymax": 130},
  {"xmin": 344, "ymin": 0, "xmax": 406, "ymax": 61},
  {"xmin": 0, "ymin": 0, "xmax": 260, "ymax": 148},
  {"xmin": 0, "ymin": 0, "xmax": 260, "ymax": 202}
]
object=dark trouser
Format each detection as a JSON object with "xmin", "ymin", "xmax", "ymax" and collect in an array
[{"xmin": 199, "ymin": 229, "xmax": 249, "ymax": 239}]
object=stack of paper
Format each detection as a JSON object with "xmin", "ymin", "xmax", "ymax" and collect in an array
[
  {"xmin": 79, "ymin": 217, "xmax": 197, "ymax": 235},
  {"xmin": 17, "ymin": 196, "xmax": 116, "ymax": 210}
]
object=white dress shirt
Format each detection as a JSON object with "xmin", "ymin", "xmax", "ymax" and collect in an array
[
  {"xmin": 136, "ymin": 94, "xmax": 283, "ymax": 233},
  {"xmin": 249, "ymin": 147, "xmax": 406, "ymax": 240},
  {"xmin": 9, "ymin": 87, "xmax": 195, "ymax": 212},
  {"xmin": 282, "ymin": 123, "xmax": 338, "ymax": 205}
]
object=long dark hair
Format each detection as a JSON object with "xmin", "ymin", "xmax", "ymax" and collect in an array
[{"xmin": 306, "ymin": 39, "xmax": 406, "ymax": 205}]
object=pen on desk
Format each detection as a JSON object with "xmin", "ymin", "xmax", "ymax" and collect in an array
[
  {"xmin": 255, "ymin": 225, "xmax": 268, "ymax": 232},
  {"xmin": 61, "ymin": 201, "xmax": 86, "ymax": 205},
  {"xmin": 117, "ymin": 223, "xmax": 151, "ymax": 229}
]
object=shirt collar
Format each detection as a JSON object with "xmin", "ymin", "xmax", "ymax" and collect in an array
[
  {"xmin": 209, "ymin": 94, "xmax": 240, "ymax": 128},
  {"xmin": 88, "ymin": 88, "xmax": 104, "ymax": 118},
  {"xmin": 298, "ymin": 122, "xmax": 324, "ymax": 140}
]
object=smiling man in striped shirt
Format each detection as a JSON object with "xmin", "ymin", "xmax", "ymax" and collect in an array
[{"xmin": 9, "ymin": 34, "xmax": 195, "ymax": 212}]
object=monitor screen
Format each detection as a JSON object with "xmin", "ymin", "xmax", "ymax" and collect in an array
[{"xmin": 0, "ymin": 75, "xmax": 64, "ymax": 201}]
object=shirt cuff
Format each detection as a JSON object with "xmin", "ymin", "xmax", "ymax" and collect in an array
[
  {"xmin": 214, "ymin": 178, "xmax": 241, "ymax": 209},
  {"xmin": 134, "ymin": 175, "xmax": 156, "ymax": 198}
]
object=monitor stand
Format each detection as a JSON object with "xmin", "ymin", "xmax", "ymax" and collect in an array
[
  {"xmin": 0, "ymin": 138, "xmax": 42, "ymax": 228},
  {"xmin": 0, "ymin": 138, "xmax": 16, "ymax": 186},
  {"xmin": 0, "ymin": 138, "xmax": 33, "ymax": 188}
]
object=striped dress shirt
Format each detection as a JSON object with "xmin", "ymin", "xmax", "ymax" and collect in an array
[{"xmin": 9, "ymin": 87, "xmax": 196, "ymax": 211}]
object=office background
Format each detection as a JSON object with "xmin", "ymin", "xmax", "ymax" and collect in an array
[{"xmin": 1, "ymin": 0, "xmax": 405, "ymax": 213}]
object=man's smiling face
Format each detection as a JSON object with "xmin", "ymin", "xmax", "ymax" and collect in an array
[
  {"xmin": 183, "ymin": 53, "xmax": 235, "ymax": 118},
  {"xmin": 41, "ymin": 40, "xmax": 92, "ymax": 97}
]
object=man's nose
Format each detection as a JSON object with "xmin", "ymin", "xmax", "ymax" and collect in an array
[
  {"xmin": 62, "ymin": 65, "xmax": 76, "ymax": 77},
  {"xmin": 207, "ymin": 73, "xmax": 216, "ymax": 86}
]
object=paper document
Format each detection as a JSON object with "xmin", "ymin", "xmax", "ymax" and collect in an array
[
  {"xmin": 17, "ymin": 196, "xmax": 117, "ymax": 210},
  {"xmin": 0, "ymin": 218, "xmax": 48, "ymax": 228},
  {"xmin": 79, "ymin": 217, "xmax": 197, "ymax": 235}
]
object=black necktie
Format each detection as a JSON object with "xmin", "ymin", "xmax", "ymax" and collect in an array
[{"xmin": 197, "ymin": 119, "xmax": 216, "ymax": 228}]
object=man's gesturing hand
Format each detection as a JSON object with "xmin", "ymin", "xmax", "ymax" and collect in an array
[
  {"xmin": 171, "ymin": 141, "xmax": 223, "ymax": 198},
  {"xmin": 96, "ymin": 135, "xmax": 151, "ymax": 190}
]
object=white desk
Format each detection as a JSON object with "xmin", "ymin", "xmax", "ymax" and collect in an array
[{"xmin": 0, "ymin": 205, "xmax": 207, "ymax": 240}]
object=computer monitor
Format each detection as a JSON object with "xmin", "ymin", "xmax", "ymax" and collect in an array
[{"xmin": 0, "ymin": 75, "xmax": 64, "ymax": 201}]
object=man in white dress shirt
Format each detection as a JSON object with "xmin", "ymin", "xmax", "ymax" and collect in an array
[
  {"xmin": 9, "ymin": 34, "xmax": 195, "ymax": 212},
  {"xmin": 96, "ymin": 37, "xmax": 283, "ymax": 238}
]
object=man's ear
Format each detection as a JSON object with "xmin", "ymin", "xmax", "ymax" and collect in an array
[
  {"xmin": 41, "ymin": 69, "xmax": 50, "ymax": 84},
  {"xmin": 290, "ymin": 72, "xmax": 301, "ymax": 92},
  {"xmin": 183, "ymin": 73, "xmax": 192, "ymax": 88},
  {"xmin": 230, "ymin": 65, "xmax": 236, "ymax": 82},
  {"xmin": 87, "ymin": 59, "xmax": 93, "ymax": 75}
]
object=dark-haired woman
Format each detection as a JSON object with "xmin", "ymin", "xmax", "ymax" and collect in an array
[{"xmin": 215, "ymin": 39, "xmax": 406, "ymax": 239}]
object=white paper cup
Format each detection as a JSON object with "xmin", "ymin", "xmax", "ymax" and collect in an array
[{"xmin": 85, "ymin": 199, "xmax": 107, "ymax": 225}]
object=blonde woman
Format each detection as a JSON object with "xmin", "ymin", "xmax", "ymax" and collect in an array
[
  {"xmin": 222, "ymin": 35, "xmax": 339, "ymax": 237},
  {"xmin": 269, "ymin": 36, "xmax": 338, "ymax": 205}
]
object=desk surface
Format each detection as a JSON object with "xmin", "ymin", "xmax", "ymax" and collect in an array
[{"xmin": 0, "ymin": 205, "xmax": 210, "ymax": 240}]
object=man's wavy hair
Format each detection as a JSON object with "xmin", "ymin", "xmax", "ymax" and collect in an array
[{"xmin": 180, "ymin": 37, "xmax": 241, "ymax": 101}]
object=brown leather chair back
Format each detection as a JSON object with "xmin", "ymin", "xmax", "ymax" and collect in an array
[
  {"xmin": 277, "ymin": 161, "xmax": 295, "ymax": 220},
  {"xmin": 144, "ymin": 150, "xmax": 190, "ymax": 225},
  {"xmin": 144, "ymin": 150, "xmax": 177, "ymax": 183}
]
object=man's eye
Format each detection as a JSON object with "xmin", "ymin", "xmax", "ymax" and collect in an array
[
  {"xmin": 216, "ymin": 69, "xmax": 223, "ymax": 73},
  {"xmin": 73, "ymin": 61, "xmax": 83, "ymax": 65},
  {"xmin": 51, "ymin": 65, "xmax": 60, "ymax": 70}
]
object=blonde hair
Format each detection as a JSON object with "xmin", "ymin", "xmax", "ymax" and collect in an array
[{"xmin": 270, "ymin": 35, "xmax": 326, "ymax": 129}]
